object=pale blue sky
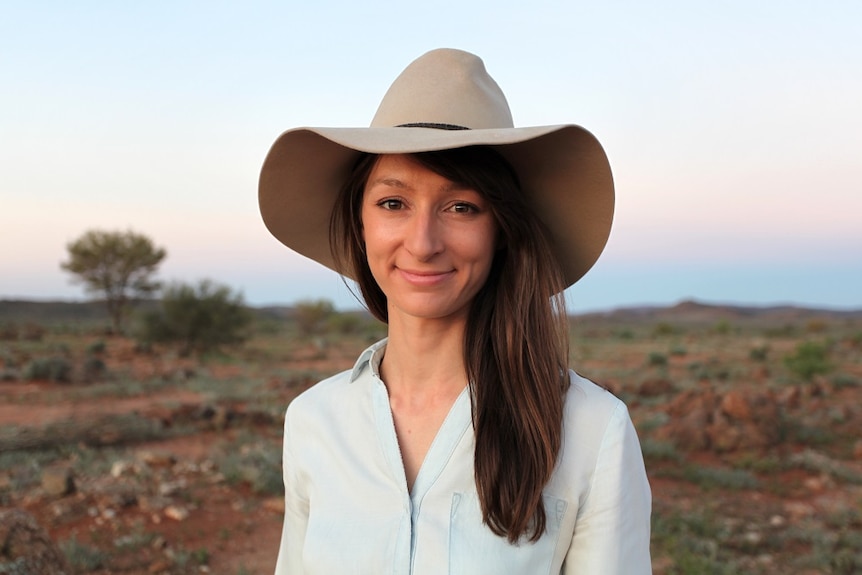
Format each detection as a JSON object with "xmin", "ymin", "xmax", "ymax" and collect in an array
[{"xmin": 2, "ymin": 1, "xmax": 860, "ymax": 312}]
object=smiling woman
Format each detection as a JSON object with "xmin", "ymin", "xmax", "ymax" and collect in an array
[
  {"xmin": 359, "ymin": 154, "xmax": 499, "ymax": 325},
  {"xmin": 259, "ymin": 48, "xmax": 651, "ymax": 574}
]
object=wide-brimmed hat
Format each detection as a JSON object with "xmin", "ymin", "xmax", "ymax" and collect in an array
[{"xmin": 259, "ymin": 48, "xmax": 614, "ymax": 288}]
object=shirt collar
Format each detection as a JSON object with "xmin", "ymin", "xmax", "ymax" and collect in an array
[{"xmin": 349, "ymin": 338, "xmax": 388, "ymax": 382}]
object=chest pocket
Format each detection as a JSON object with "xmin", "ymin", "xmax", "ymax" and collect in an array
[{"xmin": 449, "ymin": 492, "xmax": 568, "ymax": 575}]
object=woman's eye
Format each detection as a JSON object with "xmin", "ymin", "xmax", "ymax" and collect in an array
[
  {"xmin": 451, "ymin": 202, "xmax": 478, "ymax": 214},
  {"xmin": 378, "ymin": 199, "xmax": 403, "ymax": 210}
]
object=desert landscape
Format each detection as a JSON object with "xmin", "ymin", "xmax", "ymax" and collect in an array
[{"xmin": 1, "ymin": 299, "xmax": 860, "ymax": 574}]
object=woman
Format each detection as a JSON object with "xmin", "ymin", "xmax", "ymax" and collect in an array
[{"xmin": 260, "ymin": 48, "xmax": 652, "ymax": 574}]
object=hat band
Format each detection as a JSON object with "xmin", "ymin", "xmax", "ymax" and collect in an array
[{"xmin": 396, "ymin": 122, "xmax": 470, "ymax": 131}]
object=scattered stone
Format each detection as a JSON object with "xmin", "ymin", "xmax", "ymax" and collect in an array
[
  {"xmin": 654, "ymin": 386, "xmax": 714, "ymax": 450},
  {"xmin": 148, "ymin": 558, "xmax": 172, "ymax": 573},
  {"xmin": 138, "ymin": 450, "xmax": 177, "ymax": 468},
  {"xmin": 657, "ymin": 385, "xmax": 782, "ymax": 452},
  {"xmin": 815, "ymin": 493, "xmax": 854, "ymax": 517},
  {"xmin": 638, "ymin": 378, "xmax": 676, "ymax": 397},
  {"xmin": 0, "ymin": 508, "xmax": 69, "ymax": 574},
  {"xmin": 784, "ymin": 501, "xmax": 815, "ymax": 520},
  {"xmin": 111, "ymin": 460, "xmax": 138, "ymax": 478},
  {"xmin": 720, "ymin": 390, "xmax": 752, "ymax": 420},
  {"xmin": 164, "ymin": 505, "xmax": 189, "ymax": 521},
  {"xmin": 139, "ymin": 494, "xmax": 172, "ymax": 513},
  {"xmin": 212, "ymin": 405, "xmax": 232, "ymax": 430},
  {"xmin": 803, "ymin": 474, "xmax": 833, "ymax": 492},
  {"xmin": 41, "ymin": 466, "xmax": 75, "ymax": 497},
  {"xmin": 777, "ymin": 385, "xmax": 801, "ymax": 409},
  {"xmin": 264, "ymin": 496, "xmax": 286, "ymax": 514},
  {"xmin": 158, "ymin": 478, "xmax": 188, "ymax": 497}
]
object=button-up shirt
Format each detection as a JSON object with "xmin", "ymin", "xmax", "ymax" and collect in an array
[{"xmin": 275, "ymin": 339, "xmax": 652, "ymax": 574}]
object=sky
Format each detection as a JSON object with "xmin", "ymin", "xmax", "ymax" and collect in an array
[{"xmin": 2, "ymin": 1, "xmax": 860, "ymax": 314}]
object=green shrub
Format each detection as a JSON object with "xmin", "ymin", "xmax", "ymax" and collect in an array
[
  {"xmin": 682, "ymin": 466, "xmax": 759, "ymax": 490},
  {"xmin": 60, "ymin": 536, "xmax": 106, "ymax": 572},
  {"xmin": 86, "ymin": 340, "xmax": 106, "ymax": 354},
  {"xmin": 82, "ymin": 357, "xmax": 107, "ymax": 382},
  {"xmin": 712, "ymin": 320, "xmax": 732, "ymax": 335},
  {"xmin": 784, "ymin": 341, "xmax": 832, "ymax": 381},
  {"xmin": 137, "ymin": 280, "xmax": 252, "ymax": 356},
  {"xmin": 215, "ymin": 432, "xmax": 283, "ymax": 496},
  {"xmin": 651, "ymin": 508, "xmax": 738, "ymax": 575},
  {"xmin": 640, "ymin": 439, "xmax": 680, "ymax": 462},
  {"xmin": 652, "ymin": 322, "xmax": 678, "ymax": 337},
  {"xmin": 669, "ymin": 344, "xmax": 687, "ymax": 357},
  {"xmin": 749, "ymin": 344, "xmax": 770, "ymax": 361},
  {"xmin": 763, "ymin": 324, "xmax": 797, "ymax": 338},
  {"xmin": 23, "ymin": 357, "xmax": 72, "ymax": 382},
  {"xmin": 831, "ymin": 374, "xmax": 859, "ymax": 389},
  {"xmin": 326, "ymin": 311, "xmax": 361, "ymax": 335},
  {"xmin": 294, "ymin": 299, "xmax": 335, "ymax": 336},
  {"xmin": 648, "ymin": 352, "xmax": 668, "ymax": 367}
]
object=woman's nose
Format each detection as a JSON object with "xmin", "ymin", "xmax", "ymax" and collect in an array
[{"xmin": 404, "ymin": 210, "xmax": 443, "ymax": 260}]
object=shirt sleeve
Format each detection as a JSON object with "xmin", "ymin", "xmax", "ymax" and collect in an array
[
  {"xmin": 274, "ymin": 406, "xmax": 309, "ymax": 575},
  {"xmin": 562, "ymin": 401, "xmax": 652, "ymax": 574}
]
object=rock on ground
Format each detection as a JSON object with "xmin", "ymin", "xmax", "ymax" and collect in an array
[{"xmin": 0, "ymin": 508, "xmax": 69, "ymax": 575}]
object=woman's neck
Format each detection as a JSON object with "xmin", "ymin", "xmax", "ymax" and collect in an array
[{"xmin": 380, "ymin": 314, "xmax": 468, "ymax": 402}]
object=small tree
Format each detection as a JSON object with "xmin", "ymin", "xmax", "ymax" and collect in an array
[
  {"xmin": 294, "ymin": 299, "xmax": 335, "ymax": 336},
  {"xmin": 138, "ymin": 280, "xmax": 252, "ymax": 356},
  {"xmin": 61, "ymin": 229, "xmax": 166, "ymax": 334}
]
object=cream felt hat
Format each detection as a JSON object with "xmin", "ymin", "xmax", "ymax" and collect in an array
[{"xmin": 259, "ymin": 48, "xmax": 614, "ymax": 287}]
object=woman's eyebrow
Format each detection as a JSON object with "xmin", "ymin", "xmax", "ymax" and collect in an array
[
  {"xmin": 367, "ymin": 176, "xmax": 409, "ymax": 190},
  {"xmin": 367, "ymin": 176, "xmax": 473, "ymax": 195}
]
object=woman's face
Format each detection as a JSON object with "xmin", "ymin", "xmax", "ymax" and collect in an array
[{"xmin": 360, "ymin": 154, "xmax": 498, "ymax": 324}]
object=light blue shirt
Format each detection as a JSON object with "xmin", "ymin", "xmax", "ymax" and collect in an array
[{"xmin": 275, "ymin": 339, "xmax": 652, "ymax": 574}]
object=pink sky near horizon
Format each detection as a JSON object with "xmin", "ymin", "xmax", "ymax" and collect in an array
[{"xmin": 2, "ymin": 1, "xmax": 860, "ymax": 311}]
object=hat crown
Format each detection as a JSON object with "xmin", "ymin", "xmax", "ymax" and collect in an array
[{"xmin": 371, "ymin": 48, "xmax": 514, "ymax": 130}]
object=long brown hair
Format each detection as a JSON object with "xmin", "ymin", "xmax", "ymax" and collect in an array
[{"xmin": 330, "ymin": 146, "xmax": 570, "ymax": 543}]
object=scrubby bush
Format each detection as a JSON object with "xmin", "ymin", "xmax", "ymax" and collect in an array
[
  {"xmin": 327, "ymin": 312, "xmax": 362, "ymax": 335},
  {"xmin": 23, "ymin": 357, "xmax": 72, "ymax": 382},
  {"xmin": 86, "ymin": 340, "xmax": 106, "ymax": 354},
  {"xmin": 831, "ymin": 374, "xmax": 859, "ymax": 389},
  {"xmin": 82, "ymin": 357, "xmax": 107, "ymax": 382},
  {"xmin": 749, "ymin": 344, "xmax": 770, "ymax": 361},
  {"xmin": 137, "ymin": 280, "xmax": 252, "ymax": 356},
  {"xmin": 652, "ymin": 322, "xmax": 678, "ymax": 337},
  {"xmin": 712, "ymin": 320, "xmax": 732, "ymax": 335},
  {"xmin": 294, "ymin": 299, "xmax": 335, "ymax": 336},
  {"xmin": 784, "ymin": 340, "xmax": 832, "ymax": 381},
  {"xmin": 669, "ymin": 344, "xmax": 687, "ymax": 357},
  {"xmin": 60, "ymin": 536, "xmax": 107, "ymax": 572}
]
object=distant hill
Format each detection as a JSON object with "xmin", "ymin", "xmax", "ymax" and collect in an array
[
  {"xmin": 0, "ymin": 299, "xmax": 116, "ymax": 324},
  {"xmin": 577, "ymin": 299, "xmax": 862, "ymax": 327},
  {"xmin": 2, "ymin": 297, "xmax": 859, "ymax": 328}
]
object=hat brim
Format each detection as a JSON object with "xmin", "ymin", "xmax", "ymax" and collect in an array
[{"xmin": 259, "ymin": 124, "xmax": 614, "ymax": 288}]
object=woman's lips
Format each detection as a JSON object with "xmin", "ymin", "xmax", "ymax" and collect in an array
[{"xmin": 397, "ymin": 268, "xmax": 455, "ymax": 286}]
